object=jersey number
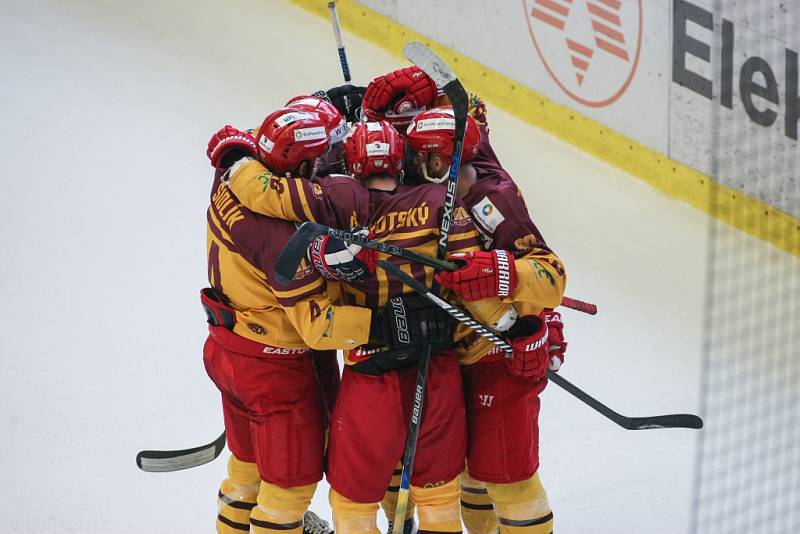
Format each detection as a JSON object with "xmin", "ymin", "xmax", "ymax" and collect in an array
[{"xmin": 209, "ymin": 242, "xmax": 223, "ymax": 293}]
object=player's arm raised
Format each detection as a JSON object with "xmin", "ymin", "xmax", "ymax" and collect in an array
[
  {"xmin": 208, "ymin": 124, "xmax": 320, "ymax": 222},
  {"xmin": 208, "ymin": 96, "xmax": 356, "ymax": 227}
]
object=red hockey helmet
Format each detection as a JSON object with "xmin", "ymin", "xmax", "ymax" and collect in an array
[
  {"xmin": 344, "ymin": 121, "xmax": 405, "ymax": 179},
  {"xmin": 254, "ymin": 107, "xmax": 330, "ymax": 174},
  {"xmin": 405, "ymin": 106, "xmax": 481, "ymax": 161},
  {"xmin": 285, "ymin": 95, "xmax": 349, "ymax": 143}
]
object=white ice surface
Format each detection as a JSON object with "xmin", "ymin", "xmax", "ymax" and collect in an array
[{"xmin": 3, "ymin": 1, "xmax": 786, "ymax": 532}]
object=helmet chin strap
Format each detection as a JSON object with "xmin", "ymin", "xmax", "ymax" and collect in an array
[{"xmin": 419, "ymin": 157, "xmax": 450, "ymax": 184}]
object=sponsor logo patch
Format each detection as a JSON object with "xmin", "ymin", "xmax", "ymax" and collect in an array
[
  {"xmin": 294, "ymin": 126, "xmax": 327, "ymax": 142},
  {"xmin": 416, "ymin": 117, "xmax": 456, "ymax": 132},
  {"xmin": 452, "ymin": 206, "xmax": 470, "ymax": 227},
  {"xmin": 275, "ymin": 111, "xmax": 314, "ymax": 126},
  {"xmin": 330, "ymin": 120, "xmax": 349, "ymax": 143},
  {"xmin": 366, "ymin": 142, "xmax": 390, "ymax": 156},
  {"xmin": 471, "ymin": 196, "xmax": 506, "ymax": 233},
  {"xmin": 292, "ymin": 259, "xmax": 315, "ymax": 280},
  {"xmin": 248, "ymin": 323, "xmax": 267, "ymax": 335},
  {"xmin": 259, "ymin": 136, "xmax": 275, "ymax": 154}
]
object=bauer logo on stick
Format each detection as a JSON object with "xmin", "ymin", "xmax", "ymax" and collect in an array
[
  {"xmin": 523, "ymin": 0, "xmax": 643, "ymax": 107},
  {"xmin": 389, "ymin": 296, "xmax": 411, "ymax": 344}
]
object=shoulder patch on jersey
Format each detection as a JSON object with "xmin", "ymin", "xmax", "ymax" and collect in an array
[
  {"xmin": 452, "ymin": 206, "xmax": 470, "ymax": 227},
  {"xmin": 471, "ymin": 196, "xmax": 505, "ymax": 233}
]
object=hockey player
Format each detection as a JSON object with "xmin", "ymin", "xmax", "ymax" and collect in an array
[
  {"xmin": 355, "ymin": 61, "xmax": 570, "ymax": 534},
  {"xmin": 217, "ymin": 115, "xmax": 551, "ymax": 534},
  {"xmin": 329, "ymin": 121, "xmax": 556, "ymax": 534},
  {"xmin": 281, "ymin": 94, "xmax": 354, "ymax": 419},
  {"xmin": 202, "ymin": 107, "xmax": 451, "ymax": 534},
  {"xmin": 400, "ymin": 104, "xmax": 567, "ymax": 534}
]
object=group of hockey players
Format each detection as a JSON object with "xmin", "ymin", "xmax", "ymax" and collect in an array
[{"xmin": 200, "ymin": 64, "xmax": 568, "ymax": 534}]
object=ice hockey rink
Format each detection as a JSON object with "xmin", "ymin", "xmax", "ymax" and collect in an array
[{"xmin": 3, "ymin": 1, "xmax": 795, "ymax": 533}]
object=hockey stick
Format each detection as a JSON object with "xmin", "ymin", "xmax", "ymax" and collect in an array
[
  {"xmin": 388, "ymin": 42, "xmax": 469, "ymax": 534},
  {"xmin": 274, "ymin": 221, "xmax": 597, "ymax": 315},
  {"xmin": 561, "ymin": 296, "xmax": 597, "ymax": 315},
  {"xmin": 136, "ymin": 431, "xmax": 226, "ymax": 472},
  {"xmin": 379, "ymin": 260, "xmax": 704, "ymax": 431},
  {"xmin": 327, "ymin": 1, "xmax": 351, "ymax": 82}
]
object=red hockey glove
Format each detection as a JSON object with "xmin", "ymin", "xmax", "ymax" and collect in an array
[
  {"xmin": 363, "ymin": 66, "xmax": 438, "ymax": 128},
  {"xmin": 542, "ymin": 309, "xmax": 567, "ymax": 371},
  {"xmin": 505, "ymin": 315, "xmax": 549, "ymax": 379},
  {"xmin": 207, "ymin": 125, "xmax": 257, "ymax": 169},
  {"xmin": 309, "ymin": 228, "xmax": 377, "ymax": 283},
  {"xmin": 435, "ymin": 250, "xmax": 517, "ymax": 301}
]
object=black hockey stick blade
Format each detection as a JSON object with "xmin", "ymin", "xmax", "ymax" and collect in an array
[
  {"xmin": 136, "ymin": 431, "xmax": 226, "ymax": 472},
  {"xmin": 274, "ymin": 222, "xmax": 329, "ymax": 284},
  {"xmin": 546, "ymin": 372, "xmax": 703, "ymax": 430}
]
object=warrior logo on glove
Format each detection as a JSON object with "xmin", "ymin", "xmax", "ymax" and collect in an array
[
  {"xmin": 436, "ymin": 249, "xmax": 517, "ymax": 301},
  {"xmin": 495, "ymin": 250, "xmax": 513, "ymax": 297},
  {"xmin": 504, "ymin": 309, "xmax": 567, "ymax": 379}
]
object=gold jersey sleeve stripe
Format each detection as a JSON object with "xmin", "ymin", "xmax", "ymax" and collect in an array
[{"xmin": 287, "ymin": 177, "xmax": 316, "ymax": 223}]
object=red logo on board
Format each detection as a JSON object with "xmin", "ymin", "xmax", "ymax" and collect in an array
[{"xmin": 523, "ymin": 0, "xmax": 643, "ymax": 107}]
